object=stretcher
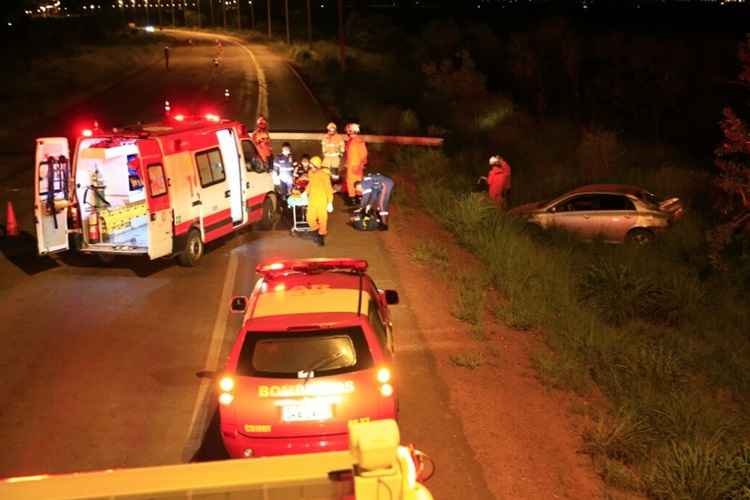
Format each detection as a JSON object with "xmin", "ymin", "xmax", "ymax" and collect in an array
[{"xmin": 286, "ymin": 191, "xmax": 313, "ymax": 236}]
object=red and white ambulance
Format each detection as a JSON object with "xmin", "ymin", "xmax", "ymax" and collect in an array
[{"xmin": 34, "ymin": 114, "xmax": 277, "ymax": 266}]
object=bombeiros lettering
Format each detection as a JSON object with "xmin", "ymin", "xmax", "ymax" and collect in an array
[{"xmin": 258, "ymin": 380, "xmax": 355, "ymax": 398}]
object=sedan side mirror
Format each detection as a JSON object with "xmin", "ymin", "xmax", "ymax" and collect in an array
[
  {"xmin": 230, "ymin": 296, "xmax": 248, "ymax": 313},
  {"xmin": 384, "ymin": 289, "xmax": 399, "ymax": 305}
]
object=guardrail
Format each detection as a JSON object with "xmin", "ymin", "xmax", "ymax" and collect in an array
[{"xmin": 269, "ymin": 132, "xmax": 443, "ymax": 147}]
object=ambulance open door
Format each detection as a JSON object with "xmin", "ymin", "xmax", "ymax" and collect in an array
[
  {"xmin": 138, "ymin": 140, "xmax": 173, "ymax": 260},
  {"xmin": 34, "ymin": 137, "xmax": 71, "ymax": 255}
]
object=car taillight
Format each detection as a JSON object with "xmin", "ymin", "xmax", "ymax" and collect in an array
[
  {"xmin": 377, "ymin": 367, "xmax": 393, "ymax": 397},
  {"xmin": 219, "ymin": 376, "xmax": 235, "ymax": 406}
]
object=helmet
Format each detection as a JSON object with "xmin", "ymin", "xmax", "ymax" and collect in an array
[
  {"xmin": 310, "ymin": 156, "xmax": 323, "ymax": 168},
  {"xmin": 345, "ymin": 123, "xmax": 360, "ymax": 134},
  {"xmin": 326, "ymin": 122, "xmax": 337, "ymax": 132},
  {"xmin": 256, "ymin": 115, "xmax": 267, "ymax": 127},
  {"xmin": 489, "ymin": 155, "xmax": 502, "ymax": 165}
]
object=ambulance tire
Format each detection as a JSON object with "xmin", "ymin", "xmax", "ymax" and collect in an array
[
  {"xmin": 256, "ymin": 196, "xmax": 276, "ymax": 231},
  {"xmin": 178, "ymin": 229, "xmax": 204, "ymax": 267}
]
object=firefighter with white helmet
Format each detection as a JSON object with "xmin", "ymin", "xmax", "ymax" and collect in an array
[
  {"xmin": 321, "ymin": 122, "xmax": 345, "ymax": 185},
  {"xmin": 305, "ymin": 156, "xmax": 334, "ymax": 246},
  {"xmin": 487, "ymin": 155, "xmax": 512, "ymax": 209},
  {"xmin": 343, "ymin": 122, "xmax": 368, "ymax": 205},
  {"xmin": 251, "ymin": 114, "xmax": 272, "ymax": 171}
]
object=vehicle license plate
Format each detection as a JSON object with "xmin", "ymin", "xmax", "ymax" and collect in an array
[{"xmin": 282, "ymin": 403, "xmax": 333, "ymax": 422}]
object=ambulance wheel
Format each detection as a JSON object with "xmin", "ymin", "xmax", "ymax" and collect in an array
[
  {"xmin": 178, "ymin": 229, "xmax": 203, "ymax": 267},
  {"xmin": 257, "ymin": 196, "xmax": 276, "ymax": 231}
]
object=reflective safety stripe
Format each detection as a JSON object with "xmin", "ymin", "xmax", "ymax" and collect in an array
[
  {"xmin": 379, "ymin": 211, "xmax": 389, "ymax": 215},
  {"xmin": 361, "ymin": 189, "xmax": 372, "ymax": 194}
]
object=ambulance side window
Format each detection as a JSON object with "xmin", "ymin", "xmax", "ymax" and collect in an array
[
  {"xmin": 195, "ymin": 148, "xmax": 226, "ymax": 187},
  {"xmin": 368, "ymin": 299, "xmax": 390, "ymax": 354},
  {"xmin": 146, "ymin": 164, "xmax": 167, "ymax": 197}
]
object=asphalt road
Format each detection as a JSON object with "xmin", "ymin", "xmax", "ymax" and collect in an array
[{"xmin": 0, "ymin": 31, "xmax": 493, "ymax": 499}]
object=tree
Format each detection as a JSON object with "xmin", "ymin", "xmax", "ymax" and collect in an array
[{"xmin": 709, "ymin": 34, "xmax": 750, "ymax": 270}]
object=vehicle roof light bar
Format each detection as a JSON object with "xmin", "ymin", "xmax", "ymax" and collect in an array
[{"xmin": 256, "ymin": 258, "xmax": 368, "ymax": 278}]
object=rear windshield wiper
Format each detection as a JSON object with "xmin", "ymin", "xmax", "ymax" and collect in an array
[{"xmin": 301, "ymin": 351, "xmax": 347, "ymax": 385}]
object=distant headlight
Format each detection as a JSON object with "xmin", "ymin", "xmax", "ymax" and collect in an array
[{"xmin": 144, "ymin": 26, "xmax": 155, "ymax": 32}]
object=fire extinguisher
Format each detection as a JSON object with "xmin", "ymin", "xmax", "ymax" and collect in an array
[{"xmin": 84, "ymin": 168, "xmax": 109, "ymax": 243}]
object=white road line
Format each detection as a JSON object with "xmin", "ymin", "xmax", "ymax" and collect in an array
[
  {"xmin": 234, "ymin": 42, "xmax": 268, "ymax": 118},
  {"xmin": 162, "ymin": 29, "xmax": 268, "ymax": 118},
  {"xmin": 183, "ymin": 251, "xmax": 239, "ymax": 456}
]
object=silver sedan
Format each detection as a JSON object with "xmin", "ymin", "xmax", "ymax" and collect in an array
[{"xmin": 509, "ymin": 184, "xmax": 684, "ymax": 244}]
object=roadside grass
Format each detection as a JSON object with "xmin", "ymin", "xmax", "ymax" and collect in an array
[
  {"xmin": 405, "ymin": 149, "xmax": 750, "ymax": 498},
  {"xmin": 450, "ymin": 351, "xmax": 484, "ymax": 369},
  {"xmin": 409, "ymin": 240, "xmax": 449, "ymax": 270}
]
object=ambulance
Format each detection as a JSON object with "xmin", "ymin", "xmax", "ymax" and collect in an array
[{"xmin": 34, "ymin": 114, "xmax": 277, "ymax": 266}]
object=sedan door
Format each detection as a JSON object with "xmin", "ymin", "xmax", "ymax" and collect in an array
[
  {"xmin": 597, "ymin": 194, "xmax": 638, "ymax": 243},
  {"xmin": 548, "ymin": 194, "xmax": 604, "ymax": 239}
]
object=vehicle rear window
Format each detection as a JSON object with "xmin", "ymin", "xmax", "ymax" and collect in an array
[
  {"xmin": 599, "ymin": 194, "xmax": 635, "ymax": 211},
  {"xmin": 237, "ymin": 327, "xmax": 374, "ymax": 378}
]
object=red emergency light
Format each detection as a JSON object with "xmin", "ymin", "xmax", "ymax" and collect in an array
[
  {"xmin": 256, "ymin": 258, "xmax": 369, "ymax": 278},
  {"xmin": 174, "ymin": 114, "xmax": 185, "ymax": 122},
  {"xmin": 81, "ymin": 129, "xmax": 93, "ymax": 137},
  {"xmin": 204, "ymin": 113, "xmax": 220, "ymax": 123}
]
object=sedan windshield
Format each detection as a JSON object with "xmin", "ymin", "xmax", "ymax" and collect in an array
[{"xmin": 237, "ymin": 327, "xmax": 373, "ymax": 378}]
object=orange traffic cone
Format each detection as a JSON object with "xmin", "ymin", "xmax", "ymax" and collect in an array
[{"xmin": 5, "ymin": 201, "xmax": 19, "ymax": 237}]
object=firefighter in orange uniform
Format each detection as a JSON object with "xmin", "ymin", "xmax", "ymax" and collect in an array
[
  {"xmin": 305, "ymin": 156, "xmax": 334, "ymax": 246},
  {"xmin": 344, "ymin": 123, "xmax": 367, "ymax": 205},
  {"xmin": 251, "ymin": 115, "xmax": 273, "ymax": 171},
  {"xmin": 321, "ymin": 122, "xmax": 345, "ymax": 186},
  {"xmin": 487, "ymin": 155, "xmax": 512, "ymax": 209}
]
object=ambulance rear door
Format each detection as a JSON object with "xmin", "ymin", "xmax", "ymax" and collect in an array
[
  {"xmin": 138, "ymin": 140, "xmax": 173, "ymax": 260},
  {"xmin": 34, "ymin": 137, "xmax": 71, "ymax": 255}
]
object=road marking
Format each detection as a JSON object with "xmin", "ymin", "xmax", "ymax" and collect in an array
[
  {"xmin": 183, "ymin": 251, "xmax": 239, "ymax": 458},
  {"xmin": 234, "ymin": 42, "xmax": 268, "ymax": 118},
  {"xmin": 162, "ymin": 29, "xmax": 268, "ymax": 118}
]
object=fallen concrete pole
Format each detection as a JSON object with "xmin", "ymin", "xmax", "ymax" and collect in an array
[{"xmin": 269, "ymin": 132, "xmax": 443, "ymax": 147}]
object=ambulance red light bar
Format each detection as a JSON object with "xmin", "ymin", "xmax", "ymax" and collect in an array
[
  {"xmin": 204, "ymin": 113, "xmax": 221, "ymax": 122},
  {"xmin": 256, "ymin": 258, "xmax": 368, "ymax": 277},
  {"xmin": 81, "ymin": 129, "xmax": 93, "ymax": 137},
  {"xmin": 174, "ymin": 114, "xmax": 185, "ymax": 122}
]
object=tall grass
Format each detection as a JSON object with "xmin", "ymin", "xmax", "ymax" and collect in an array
[{"xmin": 407, "ymin": 149, "xmax": 750, "ymax": 498}]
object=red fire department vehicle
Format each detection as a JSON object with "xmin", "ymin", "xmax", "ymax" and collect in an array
[
  {"xmin": 34, "ymin": 114, "xmax": 277, "ymax": 266},
  {"xmin": 204, "ymin": 258, "xmax": 400, "ymax": 459}
]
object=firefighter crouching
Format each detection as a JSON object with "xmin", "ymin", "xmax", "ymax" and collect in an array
[
  {"xmin": 352, "ymin": 173, "xmax": 393, "ymax": 231},
  {"xmin": 344, "ymin": 123, "xmax": 368, "ymax": 205},
  {"xmin": 305, "ymin": 156, "xmax": 334, "ymax": 246},
  {"xmin": 321, "ymin": 122, "xmax": 345, "ymax": 187}
]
